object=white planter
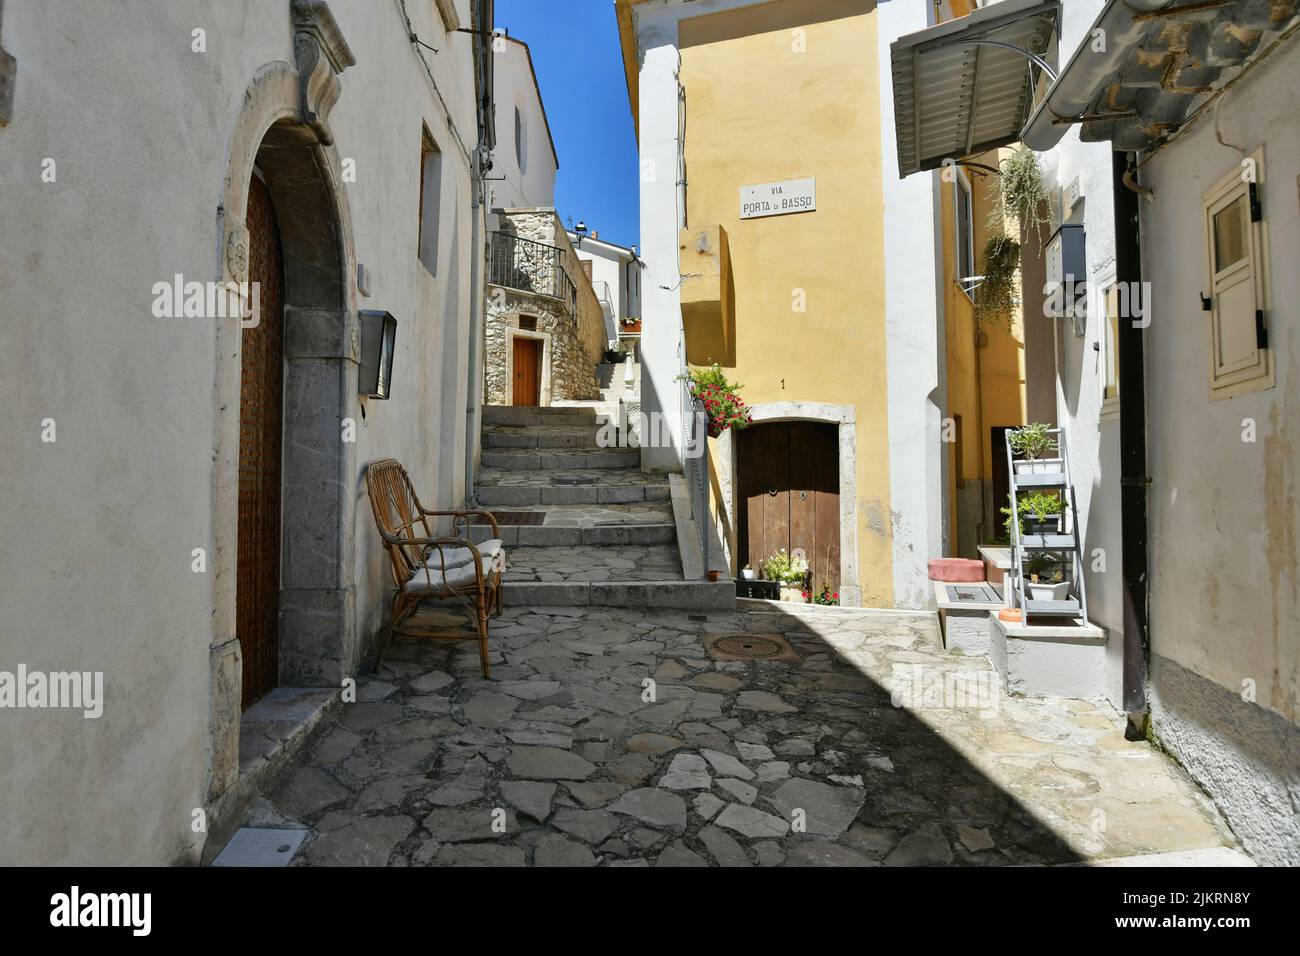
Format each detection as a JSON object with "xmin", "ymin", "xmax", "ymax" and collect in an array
[
  {"xmin": 1027, "ymin": 580, "xmax": 1070, "ymax": 601},
  {"xmin": 740, "ymin": 569, "xmax": 756, "ymax": 581},
  {"xmin": 1013, "ymin": 457, "xmax": 1064, "ymax": 476},
  {"xmin": 779, "ymin": 585, "xmax": 807, "ymax": 603}
]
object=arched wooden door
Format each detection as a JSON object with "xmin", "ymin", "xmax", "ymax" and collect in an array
[
  {"xmin": 237, "ymin": 174, "xmax": 285, "ymax": 710},
  {"xmin": 738, "ymin": 422, "xmax": 840, "ymax": 593}
]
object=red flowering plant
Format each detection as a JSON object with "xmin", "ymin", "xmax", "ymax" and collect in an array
[
  {"xmin": 803, "ymin": 584, "xmax": 839, "ymax": 606},
  {"xmin": 678, "ymin": 363, "xmax": 752, "ymax": 438}
]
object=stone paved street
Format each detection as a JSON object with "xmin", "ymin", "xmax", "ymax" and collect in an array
[{"xmin": 256, "ymin": 602, "xmax": 1236, "ymax": 867}]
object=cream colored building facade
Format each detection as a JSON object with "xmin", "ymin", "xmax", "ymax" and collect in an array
[{"xmin": 0, "ymin": 0, "xmax": 493, "ymax": 865}]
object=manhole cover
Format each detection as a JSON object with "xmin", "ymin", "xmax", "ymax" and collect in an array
[
  {"xmin": 704, "ymin": 633, "xmax": 799, "ymax": 662},
  {"xmin": 714, "ymin": 635, "xmax": 786, "ymax": 658}
]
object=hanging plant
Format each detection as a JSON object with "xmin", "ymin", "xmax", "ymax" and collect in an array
[
  {"xmin": 975, "ymin": 233, "xmax": 1021, "ymax": 333},
  {"xmin": 994, "ymin": 145, "xmax": 1051, "ymax": 244}
]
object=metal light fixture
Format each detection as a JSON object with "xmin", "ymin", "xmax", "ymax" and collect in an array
[
  {"xmin": 358, "ymin": 310, "xmax": 397, "ymax": 399},
  {"xmin": 573, "ymin": 220, "xmax": 588, "ymax": 248}
]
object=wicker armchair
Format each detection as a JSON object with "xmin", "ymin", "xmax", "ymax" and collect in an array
[{"xmin": 365, "ymin": 458, "xmax": 505, "ymax": 678}]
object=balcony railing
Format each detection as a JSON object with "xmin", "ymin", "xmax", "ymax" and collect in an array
[{"xmin": 489, "ymin": 231, "xmax": 577, "ymax": 311}]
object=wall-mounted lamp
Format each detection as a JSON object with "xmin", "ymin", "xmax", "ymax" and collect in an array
[
  {"xmin": 573, "ymin": 221, "xmax": 588, "ymax": 248},
  {"xmin": 358, "ymin": 310, "xmax": 397, "ymax": 400}
]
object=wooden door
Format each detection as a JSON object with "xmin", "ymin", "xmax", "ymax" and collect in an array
[
  {"xmin": 237, "ymin": 176, "xmax": 285, "ymax": 710},
  {"xmin": 513, "ymin": 336, "xmax": 541, "ymax": 406},
  {"xmin": 738, "ymin": 422, "xmax": 839, "ymax": 592}
]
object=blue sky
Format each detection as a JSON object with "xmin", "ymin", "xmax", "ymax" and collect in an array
[{"xmin": 496, "ymin": 0, "xmax": 640, "ymax": 249}]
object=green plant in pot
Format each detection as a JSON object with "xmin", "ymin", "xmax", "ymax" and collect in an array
[
  {"xmin": 1023, "ymin": 552, "xmax": 1070, "ymax": 601},
  {"xmin": 761, "ymin": 548, "xmax": 809, "ymax": 602},
  {"xmin": 1002, "ymin": 491, "xmax": 1066, "ymax": 539},
  {"xmin": 1008, "ymin": 422, "xmax": 1062, "ymax": 476}
]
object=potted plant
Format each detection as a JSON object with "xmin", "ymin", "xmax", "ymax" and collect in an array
[
  {"xmin": 1008, "ymin": 422, "xmax": 1063, "ymax": 477},
  {"xmin": 677, "ymin": 363, "xmax": 752, "ymax": 439},
  {"xmin": 805, "ymin": 584, "xmax": 839, "ymax": 606},
  {"xmin": 1023, "ymin": 553, "xmax": 1070, "ymax": 601},
  {"xmin": 1002, "ymin": 491, "xmax": 1066, "ymax": 539},
  {"xmin": 760, "ymin": 548, "xmax": 809, "ymax": 602},
  {"xmin": 740, "ymin": 563, "xmax": 756, "ymax": 581}
]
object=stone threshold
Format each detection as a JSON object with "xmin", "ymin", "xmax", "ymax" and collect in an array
[{"xmin": 202, "ymin": 687, "xmax": 339, "ymax": 865}]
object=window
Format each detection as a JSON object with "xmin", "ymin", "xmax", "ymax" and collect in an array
[
  {"xmin": 1203, "ymin": 150, "xmax": 1271, "ymax": 397},
  {"xmin": 518, "ymin": 316, "xmax": 537, "ymax": 332},
  {"xmin": 514, "ymin": 106, "xmax": 527, "ymax": 174},
  {"xmin": 418, "ymin": 128, "xmax": 442, "ymax": 275},
  {"xmin": 1100, "ymin": 281, "xmax": 1121, "ymax": 421},
  {"xmin": 955, "ymin": 171, "xmax": 974, "ymax": 300}
]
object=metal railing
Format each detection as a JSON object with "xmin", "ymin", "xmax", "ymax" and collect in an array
[
  {"xmin": 592, "ymin": 279, "xmax": 615, "ymax": 316},
  {"xmin": 488, "ymin": 231, "xmax": 577, "ymax": 311},
  {"xmin": 681, "ymin": 375, "xmax": 710, "ymax": 575}
]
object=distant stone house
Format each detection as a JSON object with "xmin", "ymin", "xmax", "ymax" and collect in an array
[{"xmin": 484, "ymin": 208, "xmax": 607, "ymax": 406}]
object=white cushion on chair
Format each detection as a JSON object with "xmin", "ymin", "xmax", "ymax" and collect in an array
[
  {"xmin": 425, "ymin": 539, "xmax": 503, "ymax": 572},
  {"xmin": 406, "ymin": 552, "xmax": 505, "ymax": 593}
]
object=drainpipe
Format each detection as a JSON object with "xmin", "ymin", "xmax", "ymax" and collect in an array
[{"xmin": 1112, "ymin": 150, "xmax": 1150, "ymax": 736}]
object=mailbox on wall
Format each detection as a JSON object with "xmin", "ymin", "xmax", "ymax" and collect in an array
[
  {"xmin": 1045, "ymin": 223, "xmax": 1087, "ymax": 335},
  {"xmin": 358, "ymin": 310, "xmax": 397, "ymax": 400}
]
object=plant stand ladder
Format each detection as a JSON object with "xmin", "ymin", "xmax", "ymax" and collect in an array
[{"xmin": 1004, "ymin": 427, "xmax": 1089, "ymax": 626}]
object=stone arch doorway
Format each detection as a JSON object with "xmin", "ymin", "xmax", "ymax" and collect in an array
[{"xmin": 208, "ymin": 18, "xmax": 358, "ymax": 807}]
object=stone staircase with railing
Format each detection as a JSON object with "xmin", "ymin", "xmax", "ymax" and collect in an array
[{"xmin": 471, "ymin": 403, "xmax": 733, "ymax": 610}]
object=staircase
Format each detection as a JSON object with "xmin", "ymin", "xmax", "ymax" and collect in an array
[
  {"xmin": 472, "ymin": 403, "xmax": 733, "ymax": 610},
  {"xmin": 1004, "ymin": 427, "xmax": 1088, "ymax": 625}
]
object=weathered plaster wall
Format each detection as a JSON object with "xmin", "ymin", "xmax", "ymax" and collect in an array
[
  {"xmin": 484, "ymin": 209, "xmax": 604, "ymax": 405},
  {"xmin": 0, "ymin": 0, "xmax": 479, "ymax": 864},
  {"xmin": 1029, "ymin": 0, "xmax": 1124, "ymax": 709},
  {"xmin": 1140, "ymin": 45, "xmax": 1300, "ymax": 865}
]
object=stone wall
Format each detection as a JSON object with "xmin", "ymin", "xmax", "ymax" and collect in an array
[{"xmin": 485, "ymin": 208, "xmax": 605, "ymax": 405}]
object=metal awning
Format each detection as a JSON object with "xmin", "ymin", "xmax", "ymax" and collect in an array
[{"xmin": 891, "ymin": 0, "xmax": 1061, "ymax": 178}]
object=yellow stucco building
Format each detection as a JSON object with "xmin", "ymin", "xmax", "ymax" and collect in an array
[{"xmin": 618, "ymin": 0, "xmax": 965, "ymax": 608}]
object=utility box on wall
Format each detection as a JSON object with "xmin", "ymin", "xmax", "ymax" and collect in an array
[
  {"xmin": 1045, "ymin": 223, "xmax": 1087, "ymax": 333},
  {"xmin": 358, "ymin": 310, "xmax": 397, "ymax": 399}
]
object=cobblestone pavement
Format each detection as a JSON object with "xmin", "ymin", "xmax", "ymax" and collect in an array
[{"xmin": 256, "ymin": 602, "xmax": 1235, "ymax": 866}]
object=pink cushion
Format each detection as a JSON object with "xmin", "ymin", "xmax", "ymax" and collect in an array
[{"xmin": 928, "ymin": 558, "xmax": 985, "ymax": 582}]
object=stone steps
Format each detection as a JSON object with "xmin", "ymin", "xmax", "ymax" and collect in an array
[
  {"xmin": 482, "ymin": 405, "xmax": 600, "ymax": 427},
  {"xmin": 482, "ymin": 423, "xmax": 606, "ymax": 450},
  {"xmin": 475, "ymin": 468, "xmax": 670, "ymax": 506},
  {"xmin": 480, "ymin": 447, "xmax": 640, "ymax": 470},
  {"xmin": 469, "ymin": 521, "xmax": 676, "ymax": 548},
  {"xmin": 475, "ymin": 401, "xmax": 733, "ymax": 612}
]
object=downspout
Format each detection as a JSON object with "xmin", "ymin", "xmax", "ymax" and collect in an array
[
  {"xmin": 1112, "ymin": 150, "xmax": 1150, "ymax": 736},
  {"xmin": 465, "ymin": 0, "xmax": 495, "ymax": 503}
]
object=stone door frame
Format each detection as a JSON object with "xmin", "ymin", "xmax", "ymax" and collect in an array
[
  {"xmin": 208, "ymin": 5, "xmax": 358, "ymax": 813},
  {"xmin": 504, "ymin": 327, "xmax": 553, "ymax": 407},
  {"xmin": 714, "ymin": 402, "xmax": 861, "ymax": 606}
]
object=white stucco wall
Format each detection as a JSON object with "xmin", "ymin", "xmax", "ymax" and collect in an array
[
  {"xmin": 1137, "ymin": 41, "xmax": 1299, "ymax": 865},
  {"xmin": 879, "ymin": 0, "xmax": 948, "ymax": 609},
  {"xmin": 490, "ymin": 38, "xmax": 557, "ymax": 210},
  {"xmin": 1028, "ymin": 0, "xmax": 1125, "ymax": 708},
  {"xmin": 0, "ymin": 0, "xmax": 480, "ymax": 864},
  {"xmin": 571, "ymin": 235, "xmax": 640, "ymax": 345},
  {"xmin": 632, "ymin": 19, "xmax": 688, "ymax": 472}
]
